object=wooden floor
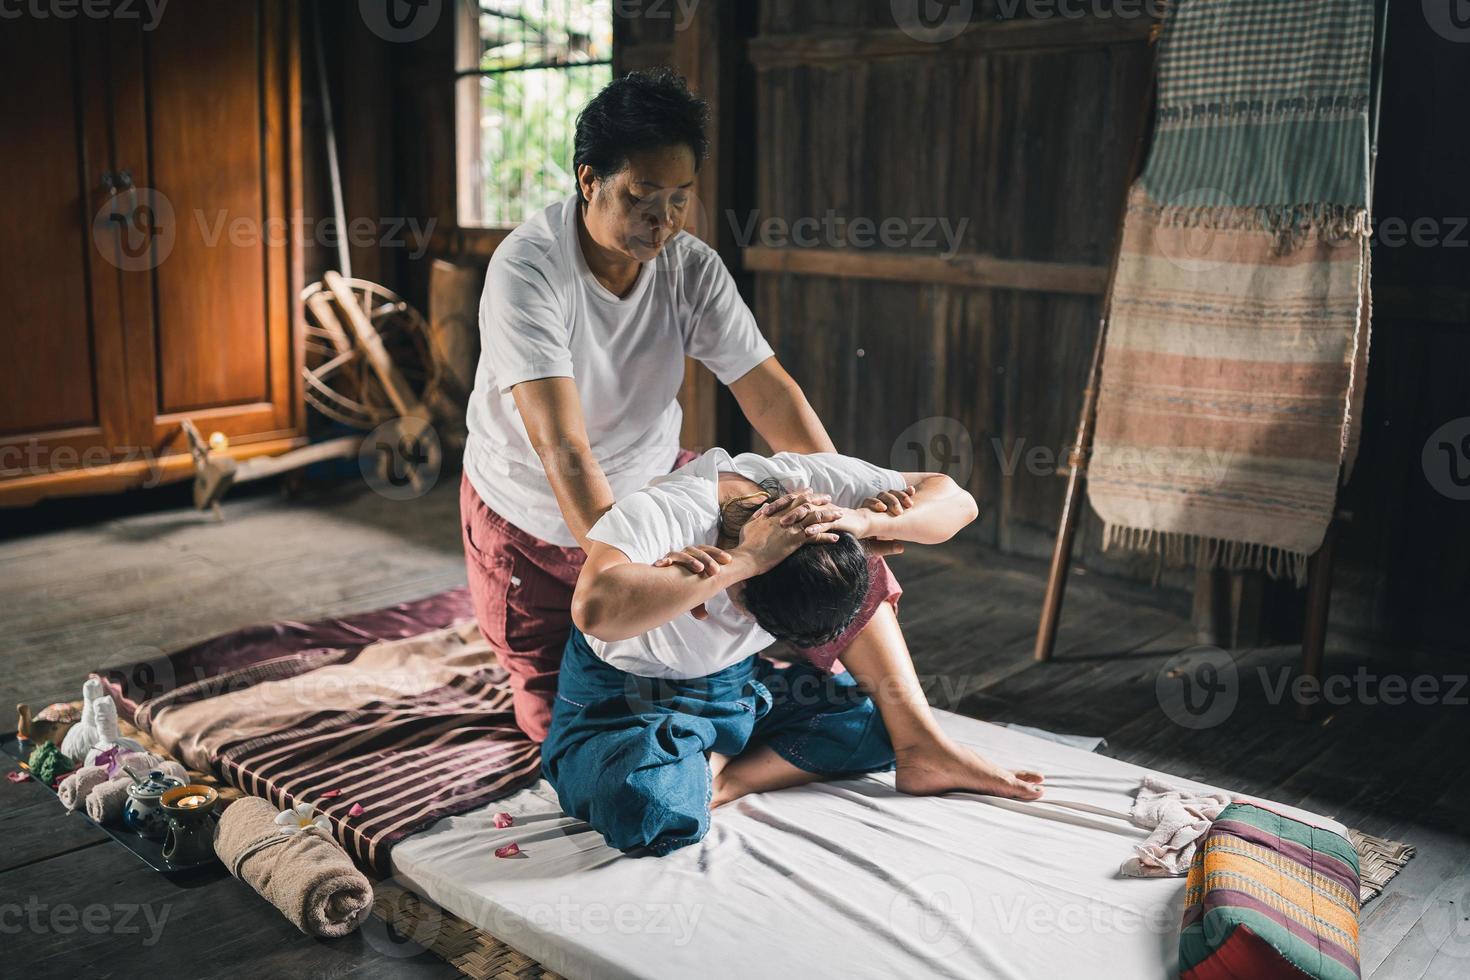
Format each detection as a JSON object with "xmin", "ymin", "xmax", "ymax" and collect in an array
[{"xmin": 2, "ymin": 475, "xmax": 1466, "ymax": 978}]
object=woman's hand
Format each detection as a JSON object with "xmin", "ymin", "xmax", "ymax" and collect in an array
[
  {"xmin": 652, "ymin": 544, "xmax": 732, "ymax": 577},
  {"xmin": 800, "ymin": 505, "xmax": 872, "ymax": 540},
  {"xmin": 859, "ymin": 485, "xmax": 917, "ymax": 517},
  {"xmin": 653, "ymin": 544, "xmax": 733, "ymax": 620},
  {"xmin": 736, "ymin": 489, "xmax": 837, "ymax": 573}
]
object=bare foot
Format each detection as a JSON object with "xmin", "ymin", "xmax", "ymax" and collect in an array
[{"xmin": 894, "ymin": 739, "xmax": 1045, "ymax": 801}]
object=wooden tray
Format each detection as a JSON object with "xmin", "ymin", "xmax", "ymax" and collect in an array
[{"xmin": 2, "ymin": 733, "xmax": 226, "ymax": 881}]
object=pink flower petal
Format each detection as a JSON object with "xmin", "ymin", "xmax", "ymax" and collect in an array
[
  {"xmin": 492, "ymin": 812, "xmax": 514, "ymax": 829},
  {"xmin": 6, "ymin": 771, "xmax": 32, "ymax": 783},
  {"xmin": 318, "ymin": 788, "xmax": 343, "ymax": 799},
  {"xmin": 347, "ymin": 803, "xmax": 365, "ymax": 817},
  {"xmin": 494, "ymin": 842, "xmax": 521, "ymax": 858},
  {"xmin": 95, "ymin": 745, "xmax": 122, "ymax": 777}
]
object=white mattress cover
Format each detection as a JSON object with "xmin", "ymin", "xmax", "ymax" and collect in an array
[{"xmin": 390, "ymin": 711, "xmax": 1344, "ymax": 980}]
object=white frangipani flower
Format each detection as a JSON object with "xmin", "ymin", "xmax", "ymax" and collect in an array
[{"xmin": 274, "ymin": 801, "xmax": 331, "ymax": 834}]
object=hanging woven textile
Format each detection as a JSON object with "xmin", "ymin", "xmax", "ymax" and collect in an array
[{"xmin": 1087, "ymin": 0, "xmax": 1376, "ymax": 584}]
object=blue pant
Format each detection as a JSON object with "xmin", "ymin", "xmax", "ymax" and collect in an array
[{"xmin": 542, "ymin": 629, "xmax": 895, "ymax": 855}]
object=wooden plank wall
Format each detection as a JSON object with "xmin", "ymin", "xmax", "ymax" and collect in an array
[{"xmin": 745, "ymin": 2, "xmax": 1162, "ymax": 586}]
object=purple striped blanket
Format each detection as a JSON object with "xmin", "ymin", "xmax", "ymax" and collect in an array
[{"xmin": 95, "ymin": 590, "xmax": 541, "ymax": 874}]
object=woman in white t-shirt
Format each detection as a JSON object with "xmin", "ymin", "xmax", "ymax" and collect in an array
[
  {"xmin": 460, "ymin": 69, "xmax": 1030, "ymax": 805},
  {"xmin": 541, "ymin": 450, "xmax": 1045, "ymax": 854}
]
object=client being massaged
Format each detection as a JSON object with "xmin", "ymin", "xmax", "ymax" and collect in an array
[{"xmin": 541, "ymin": 448, "xmax": 1044, "ymax": 854}]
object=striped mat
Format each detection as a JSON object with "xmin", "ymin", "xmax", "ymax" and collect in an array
[
  {"xmin": 98, "ymin": 591, "xmax": 542, "ymax": 876},
  {"xmin": 1088, "ymin": 0, "xmax": 1376, "ymax": 582}
]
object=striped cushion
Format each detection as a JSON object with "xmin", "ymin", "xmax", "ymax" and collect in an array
[{"xmin": 1180, "ymin": 802, "xmax": 1361, "ymax": 980}]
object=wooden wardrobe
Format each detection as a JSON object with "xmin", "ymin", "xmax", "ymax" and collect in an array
[{"xmin": 0, "ymin": 1, "xmax": 305, "ymax": 507}]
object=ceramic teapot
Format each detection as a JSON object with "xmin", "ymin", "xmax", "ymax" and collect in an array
[{"xmin": 122, "ymin": 769, "xmax": 185, "ymax": 840}]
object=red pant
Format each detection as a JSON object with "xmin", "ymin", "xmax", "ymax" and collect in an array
[{"xmin": 460, "ymin": 467, "xmax": 902, "ymax": 742}]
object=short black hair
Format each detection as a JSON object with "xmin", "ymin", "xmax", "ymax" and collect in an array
[
  {"xmin": 572, "ymin": 67, "xmax": 709, "ymax": 193},
  {"xmin": 743, "ymin": 534, "xmax": 871, "ymax": 650}
]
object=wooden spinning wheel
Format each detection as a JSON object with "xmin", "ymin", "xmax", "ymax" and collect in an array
[{"xmin": 301, "ymin": 276, "xmax": 440, "ymax": 429}]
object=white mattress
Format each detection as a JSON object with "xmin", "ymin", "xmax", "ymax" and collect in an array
[{"xmin": 390, "ymin": 711, "xmax": 1344, "ymax": 980}]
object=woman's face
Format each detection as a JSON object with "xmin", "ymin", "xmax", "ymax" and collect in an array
[{"xmin": 578, "ymin": 144, "xmax": 698, "ymax": 263}]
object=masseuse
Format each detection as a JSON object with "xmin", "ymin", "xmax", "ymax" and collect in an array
[{"xmin": 461, "ymin": 68, "xmax": 1042, "ymax": 801}]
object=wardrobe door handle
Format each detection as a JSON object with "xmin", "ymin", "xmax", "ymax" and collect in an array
[{"xmin": 98, "ymin": 169, "xmax": 137, "ymax": 216}]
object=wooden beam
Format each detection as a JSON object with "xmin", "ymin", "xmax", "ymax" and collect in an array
[
  {"xmin": 671, "ymin": 0, "xmax": 737, "ymax": 452},
  {"xmin": 746, "ymin": 17, "xmax": 1153, "ymax": 70},
  {"xmin": 742, "ymin": 245, "xmax": 1108, "ymax": 296},
  {"xmin": 426, "ymin": 226, "xmax": 512, "ymax": 263},
  {"xmin": 0, "ymin": 436, "xmax": 308, "ymax": 508}
]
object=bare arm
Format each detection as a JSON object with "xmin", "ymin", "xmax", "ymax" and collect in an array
[
  {"xmin": 571, "ymin": 492, "xmax": 832, "ymax": 642},
  {"xmin": 510, "ymin": 377, "xmax": 616, "ymax": 551},
  {"xmin": 801, "ymin": 472, "xmax": 978, "ymax": 546},
  {"xmin": 729, "ymin": 356, "xmax": 836, "ymax": 454}
]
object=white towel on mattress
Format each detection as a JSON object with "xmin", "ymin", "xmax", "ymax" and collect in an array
[{"xmin": 1120, "ymin": 776, "xmax": 1232, "ymax": 877}]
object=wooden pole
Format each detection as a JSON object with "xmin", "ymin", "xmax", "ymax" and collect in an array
[
  {"xmin": 1033, "ymin": 31, "xmax": 1161, "ymax": 662},
  {"xmin": 1294, "ymin": 0, "xmax": 1388, "ymax": 717}
]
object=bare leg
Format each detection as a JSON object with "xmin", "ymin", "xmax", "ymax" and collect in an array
[
  {"xmin": 710, "ymin": 745, "xmax": 821, "ymax": 808},
  {"xmin": 839, "ymin": 602, "xmax": 1045, "ymax": 801}
]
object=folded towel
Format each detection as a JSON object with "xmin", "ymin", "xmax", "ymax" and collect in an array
[
  {"xmin": 58, "ymin": 765, "xmax": 110, "ymax": 812},
  {"xmin": 213, "ymin": 797, "xmax": 373, "ymax": 937},
  {"xmin": 1121, "ymin": 776, "xmax": 1231, "ymax": 877},
  {"xmin": 83, "ymin": 760, "xmax": 187, "ymax": 825}
]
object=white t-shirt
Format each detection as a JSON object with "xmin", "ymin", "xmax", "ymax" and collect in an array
[
  {"xmin": 464, "ymin": 193, "xmax": 775, "ymax": 546},
  {"xmin": 583, "ymin": 448, "xmax": 908, "ymax": 679}
]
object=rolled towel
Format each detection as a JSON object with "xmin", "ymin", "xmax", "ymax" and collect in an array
[
  {"xmin": 58, "ymin": 765, "xmax": 110, "ymax": 812},
  {"xmin": 85, "ymin": 775, "xmax": 135, "ymax": 825},
  {"xmin": 214, "ymin": 797, "xmax": 373, "ymax": 938},
  {"xmin": 83, "ymin": 761, "xmax": 188, "ymax": 825},
  {"xmin": 116, "ymin": 750, "xmax": 167, "ymax": 774}
]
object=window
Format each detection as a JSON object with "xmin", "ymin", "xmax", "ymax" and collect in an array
[{"xmin": 456, "ymin": 0, "xmax": 613, "ymax": 227}]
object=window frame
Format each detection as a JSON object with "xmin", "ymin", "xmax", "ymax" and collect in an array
[{"xmin": 453, "ymin": 0, "xmax": 613, "ymax": 231}]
